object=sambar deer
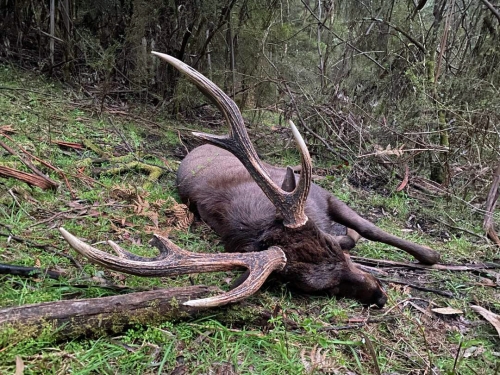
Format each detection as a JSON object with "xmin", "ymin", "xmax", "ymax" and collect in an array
[{"xmin": 60, "ymin": 52, "xmax": 440, "ymax": 308}]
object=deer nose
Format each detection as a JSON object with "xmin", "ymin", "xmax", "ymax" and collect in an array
[{"xmin": 375, "ymin": 294, "xmax": 387, "ymax": 308}]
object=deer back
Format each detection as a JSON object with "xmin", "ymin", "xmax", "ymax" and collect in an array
[{"xmin": 177, "ymin": 144, "xmax": 354, "ymax": 249}]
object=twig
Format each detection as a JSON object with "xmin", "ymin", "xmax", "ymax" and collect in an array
[
  {"xmin": 7, "ymin": 189, "xmax": 34, "ymax": 218},
  {"xmin": 108, "ymin": 117, "xmax": 134, "ymax": 153},
  {"xmin": 480, "ymin": 0, "xmax": 500, "ymax": 23},
  {"xmin": 354, "ymin": 263, "xmax": 389, "ymax": 276},
  {"xmin": 360, "ymin": 332, "xmax": 382, "ymax": 375},
  {"xmin": 177, "ymin": 130, "xmax": 189, "ymax": 155},
  {"xmin": 0, "ymin": 224, "xmax": 82, "ymax": 270},
  {"xmin": 28, "ymin": 212, "xmax": 66, "ymax": 228},
  {"xmin": 381, "ymin": 278, "xmax": 455, "ymax": 298},
  {"xmin": 320, "ymin": 316, "xmax": 396, "ymax": 332},
  {"xmin": 435, "ymin": 216, "xmax": 489, "ymax": 241},
  {"xmin": 363, "ymin": 18, "xmax": 425, "ymax": 52},
  {"xmin": 351, "ymin": 256, "xmax": 500, "ymax": 271}
]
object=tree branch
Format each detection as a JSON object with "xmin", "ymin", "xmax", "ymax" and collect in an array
[{"xmin": 480, "ymin": 0, "xmax": 500, "ymax": 23}]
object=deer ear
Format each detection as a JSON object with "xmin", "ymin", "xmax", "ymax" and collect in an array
[{"xmin": 281, "ymin": 167, "xmax": 297, "ymax": 192}]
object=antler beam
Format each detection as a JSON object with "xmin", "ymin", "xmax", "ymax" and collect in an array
[{"xmin": 59, "ymin": 228, "xmax": 286, "ymax": 307}]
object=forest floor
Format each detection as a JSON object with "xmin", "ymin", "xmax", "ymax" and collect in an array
[{"xmin": 0, "ymin": 65, "xmax": 499, "ymax": 375}]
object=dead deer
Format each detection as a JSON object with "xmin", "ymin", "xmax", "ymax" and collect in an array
[{"xmin": 60, "ymin": 52, "xmax": 440, "ymax": 308}]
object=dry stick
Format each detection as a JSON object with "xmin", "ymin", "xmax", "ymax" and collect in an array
[
  {"xmin": 435, "ymin": 216, "xmax": 488, "ymax": 241},
  {"xmin": 351, "ymin": 256, "xmax": 500, "ymax": 271},
  {"xmin": 354, "ymin": 263, "xmax": 389, "ymax": 276},
  {"xmin": 480, "ymin": 0, "xmax": 500, "ymax": 23},
  {"xmin": 0, "ymin": 286, "xmax": 218, "ymax": 339},
  {"xmin": 380, "ymin": 278, "xmax": 455, "ymax": 298},
  {"xmin": 363, "ymin": 18, "xmax": 425, "ymax": 53},
  {"xmin": 0, "ymin": 224, "xmax": 82, "ymax": 270},
  {"xmin": 360, "ymin": 332, "xmax": 382, "ymax": 375},
  {"xmin": 108, "ymin": 116, "xmax": 134, "ymax": 153},
  {"xmin": 28, "ymin": 212, "xmax": 66, "ymax": 229},
  {"xmin": 283, "ymin": 83, "xmax": 350, "ymax": 163},
  {"xmin": 320, "ymin": 316, "xmax": 397, "ymax": 332},
  {"xmin": 7, "ymin": 189, "xmax": 34, "ymax": 219}
]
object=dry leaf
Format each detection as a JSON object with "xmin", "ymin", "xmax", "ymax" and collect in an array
[
  {"xmin": 373, "ymin": 144, "xmax": 405, "ymax": 157},
  {"xmin": 471, "ymin": 305, "xmax": 500, "ymax": 337},
  {"xmin": 463, "ymin": 346, "xmax": 486, "ymax": 358},
  {"xmin": 300, "ymin": 345, "xmax": 337, "ymax": 374},
  {"xmin": 169, "ymin": 202, "xmax": 194, "ymax": 231},
  {"xmin": 432, "ymin": 307, "xmax": 464, "ymax": 315}
]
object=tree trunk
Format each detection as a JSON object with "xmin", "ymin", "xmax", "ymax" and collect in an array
[{"xmin": 427, "ymin": 0, "xmax": 449, "ymax": 185}]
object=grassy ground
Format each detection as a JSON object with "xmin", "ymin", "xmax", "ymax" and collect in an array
[{"xmin": 0, "ymin": 64, "xmax": 499, "ymax": 375}]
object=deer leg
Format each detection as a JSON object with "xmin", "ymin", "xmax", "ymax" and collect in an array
[{"xmin": 327, "ymin": 196, "xmax": 440, "ymax": 264}]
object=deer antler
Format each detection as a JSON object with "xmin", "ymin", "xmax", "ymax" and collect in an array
[
  {"xmin": 59, "ymin": 228, "xmax": 286, "ymax": 307},
  {"xmin": 151, "ymin": 52, "xmax": 312, "ymax": 228}
]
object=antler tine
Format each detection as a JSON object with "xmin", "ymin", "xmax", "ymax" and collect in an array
[
  {"xmin": 151, "ymin": 51, "xmax": 312, "ymax": 228},
  {"xmin": 59, "ymin": 228, "xmax": 286, "ymax": 307}
]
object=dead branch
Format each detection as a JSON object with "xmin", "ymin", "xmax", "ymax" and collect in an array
[
  {"xmin": 351, "ymin": 256, "xmax": 500, "ymax": 271},
  {"xmin": 0, "ymin": 224, "xmax": 83, "ymax": 270},
  {"xmin": 381, "ymin": 278, "xmax": 454, "ymax": 298},
  {"xmin": 480, "ymin": 0, "xmax": 500, "ymax": 23},
  {"xmin": 0, "ymin": 286, "xmax": 218, "ymax": 339}
]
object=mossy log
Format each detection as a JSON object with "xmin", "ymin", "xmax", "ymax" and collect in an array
[{"xmin": 0, "ymin": 286, "xmax": 218, "ymax": 340}]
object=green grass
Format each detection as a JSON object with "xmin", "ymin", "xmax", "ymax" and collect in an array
[{"xmin": 1, "ymin": 64, "xmax": 499, "ymax": 374}]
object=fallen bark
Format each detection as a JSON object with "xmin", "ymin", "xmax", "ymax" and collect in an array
[
  {"xmin": 0, "ymin": 165, "xmax": 57, "ymax": 190},
  {"xmin": 0, "ymin": 137, "xmax": 59, "ymax": 190},
  {"xmin": 0, "ymin": 285, "xmax": 218, "ymax": 340}
]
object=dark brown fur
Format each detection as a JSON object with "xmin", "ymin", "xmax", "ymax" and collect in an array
[{"xmin": 177, "ymin": 144, "xmax": 387, "ymax": 307}]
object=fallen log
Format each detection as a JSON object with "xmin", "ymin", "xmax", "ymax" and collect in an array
[{"xmin": 0, "ymin": 285, "xmax": 217, "ymax": 340}]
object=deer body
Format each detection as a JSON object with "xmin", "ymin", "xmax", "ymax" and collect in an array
[
  {"xmin": 177, "ymin": 144, "xmax": 389, "ymax": 306},
  {"xmin": 60, "ymin": 52, "xmax": 440, "ymax": 308},
  {"xmin": 177, "ymin": 144, "xmax": 351, "ymax": 251}
]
